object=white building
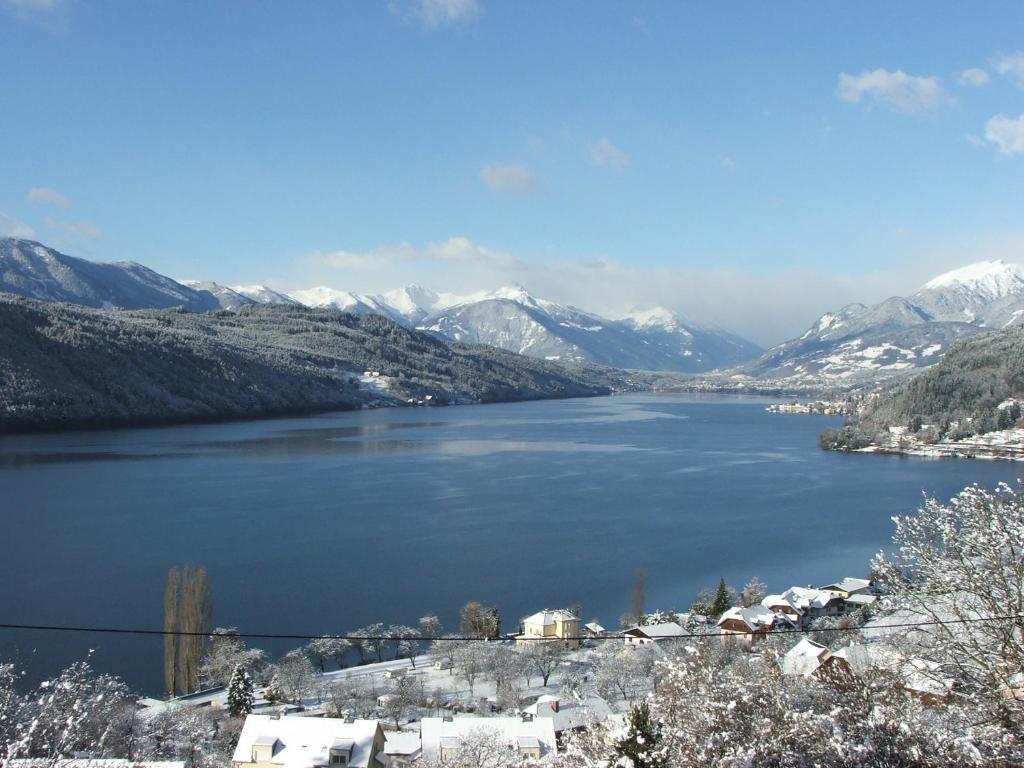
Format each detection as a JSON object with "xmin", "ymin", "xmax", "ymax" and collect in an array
[
  {"xmin": 232, "ymin": 715, "xmax": 385, "ymax": 768},
  {"xmin": 420, "ymin": 716, "xmax": 557, "ymax": 763},
  {"xmin": 622, "ymin": 622, "xmax": 685, "ymax": 645}
]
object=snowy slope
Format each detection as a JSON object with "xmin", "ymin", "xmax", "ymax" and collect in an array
[
  {"xmin": 287, "ymin": 286, "xmax": 406, "ymax": 322},
  {"xmin": 418, "ymin": 289, "xmax": 761, "ymax": 372},
  {"xmin": 231, "ymin": 284, "xmax": 301, "ymax": 305},
  {"xmin": 911, "ymin": 260, "xmax": 1024, "ymax": 327},
  {"xmin": 181, "ymin": 281, "xmax": 256, "ymax": 311},
  {"xmin": 0, "ymin": 238, "xmax": 220, "ymax": 311}
]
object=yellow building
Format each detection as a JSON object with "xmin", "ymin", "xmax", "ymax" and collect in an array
[{"xmin": 517, "ymin": 609, "xmax": 581, "ymax": 650}]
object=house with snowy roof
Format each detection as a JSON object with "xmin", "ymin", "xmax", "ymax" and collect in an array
[
  {"xmin": 515, "ymin": 609, "xmax": 581, "ymax": 649},
  {"xmin": 420, "ymin": 715, "xmax": 557, "ymax": 763},
  {"xmin": 623, "ymin": 621, "xmax": 685, "ymax": 645},
  {"xmin": 832, "ymin": 644, "xmax": 953, "ymax": 706},
  {"xmin": 520, "ymin": 693, "xmax": 614, "ymax": 737},
  {"xmin": 718, "ymin": 605, "xmax": 796, "ymax": 644},
  {"xmin": 819, "ymin": 577, "xmax": 874, "ymax": 598},
  {"xmin": 232, "ymin": 715, "xmax": 384, "ymax": 768},
  {"xmin": 782, "ymin": 638, "xmax": 834, "ymax": 677},
  {"xmin": 762, "ymin": 587, "xmax": 845, "ymax": 628}
]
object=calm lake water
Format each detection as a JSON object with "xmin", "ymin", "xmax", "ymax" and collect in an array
[{"xmin": 1, "ymin": 393, "xmax": 1020, "ymax": 694}]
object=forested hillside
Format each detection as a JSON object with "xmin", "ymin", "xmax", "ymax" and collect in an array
[
  {"xmin": 822, "ymin": 325, "xmax": 1024, "ymax": 448},
  {"xmin": 0, "ymin": 295, "xmax": 614, "ymax": 433}
]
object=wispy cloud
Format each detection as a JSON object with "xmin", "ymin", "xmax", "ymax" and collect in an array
[
  {"xmin": 836, "ymin": 68, "xmax": 949, "ymax": 114},
  {"xmin": 27, "ymin": 186, "xmax": 71, "ymax": 208},
  {"xmin": 480, "ymin": 162, "xmax": 542, "ymax": 193},
  {"xmin": 588, "ymin": 137, "xmax": 630, "ymax": 170},
  {"xmin": 995, "ymin": 52, "xmax": 1024, "ymax": 89},
  {"xmin": 958, "ymin": 68, "xmax": 990, "ymax": 87},
  {"xmin": 389, "ymin": 0, "xmax": 481, "ymax": 30},
  {"xmin": 302, "ymin": 236, "xmax": 521, "ymax": 272},
  {"xmin": 720, "ymin": 156, "xmax": 737, "ymax": 172},
  {"xmin": 0, "ymin": 212, "xmax": 35, "ymax": 239},
  {"xmin": 2, "ymin": 0, "xmax": 71, "ymax": 30},
  {"xmin": 984, "ymin": 114, "xmax": 1024, "ymax": 155}
]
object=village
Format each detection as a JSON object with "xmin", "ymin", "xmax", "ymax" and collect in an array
[{"xmin": 107, "ymin": 573, "xmax": 927, "ymax": 768}]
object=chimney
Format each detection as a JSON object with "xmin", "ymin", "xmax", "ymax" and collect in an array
[{"xmin": 552, "ymin": 699, "xmax": 559, "ymax": 713}]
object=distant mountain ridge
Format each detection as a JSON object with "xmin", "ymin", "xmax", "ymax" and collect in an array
[
  {"xmin": 0, "ymin": 295, "xmax": 615, "ymax": 433},
  {"xmin": 0, "ymin": 238, "xmax": 760, "ymax": 373},
  {"xmin": 741, "ymin": 260, "xmax": 1024, "ymax": 384}
]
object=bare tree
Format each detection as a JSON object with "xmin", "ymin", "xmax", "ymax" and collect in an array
[
  {"xmin": 632, "ymin": 571, "xmax": 646, "ymax": 622},
  {"xmin": 523, "ymin": 642, "xmax": 563, "ymax": 686},
  {"xmin": 176, "ymin": 565, "xmax": 212, "ymax": 694},
  {"xmin": 305, "ymin": 636, "xmax": 352, "ymax": 673},
  {"xmin": 454, "ymin": 643, "xmax": 486, "ymax": 697},
  {"xmin": 163, "ymin": 566, "xmax": 181, "ymax": 696},
  {"xmin": 432, "ymin": 635, "xmax": 466, "ymax": 674},
  {"xmin": 740, "ymin": 576, "xmax": 768, "ymax": 608},
  {"xmin": 419, "ymin": 612, "xmax": 442, "ymax": 640}
]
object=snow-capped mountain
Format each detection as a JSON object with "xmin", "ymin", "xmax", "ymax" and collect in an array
[
  {"xmin": 287, "ymin": 286, "xmax": 405, "ymax": 321},
  {"xmin": 910, "ymin": 260, "xmax": 1024, "ymax": 327},
  {"xmin": 618, "ymin": 307, "xmax": 764, "ymax": 371},
  {"xmin": 181, "ymin": 281, "xmax": 256, "ymax": 311},
  {"xmin": 741, "ymin": 260, "xmax": 1024, "ymax": 383},
  {"xmin": 0, "ymin": 238, "xmax": 220, "ymax": 312},
  {"xmin": 415, "ymin": 288, "xmax": 761, "ymax": 372},
  {"xmin": 231, "ymin": 284, "xmax": 301, "ymax": 306}
]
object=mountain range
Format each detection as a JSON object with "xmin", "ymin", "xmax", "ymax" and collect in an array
[
  {"xmin": 740, "ymin": 260, "xmax": 1024, "ymax": 384},
  {"xmin": 4, "ymin": 236, "xmax": 1024, "ymax": 385},
  {"xmin": 0, "ymin": 238, "xmax": 762, "ymax": 373}
]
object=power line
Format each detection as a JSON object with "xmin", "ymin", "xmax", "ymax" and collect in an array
[{"xmin": 0, "ymin": 613, "xmax": 1021, "ymax": 643}]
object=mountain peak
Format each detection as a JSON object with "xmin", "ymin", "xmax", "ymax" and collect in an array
[
  {"xmin": 621, "ymin": 306, "xmax": 683, "ymax": 331},
  {"xmin": 921, "ymin": 260, "xmax": 1024, "ymax": 297}
]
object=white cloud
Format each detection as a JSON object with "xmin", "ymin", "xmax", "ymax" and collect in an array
[
  {"xmin": 480, "ymin": 162, "xmax": 542, "ymax": 193},
  {"xmin": 302, "ymin": 236, "xmax": 520, "ymax": 272},
  {"xmin": 0, "ymin": 212, "xmax": 35, "ymax": 238},
  {"xmin": 984, "ymin": 114, "xmax": 1024, "ymax": 155},
  {"xmin": 390, "ymin": 0, "xmax": 481, "ymax": 30},
  {"xmin": 588, "ymin": 137, "xmax": 630, "ymax": 170},
  {"xmin": 836, "ymin": 68, "xmax": 949, "ymax": 114},
  {"xmin": 958, "ymin": 67, "xmax": 990, "ymax": 87},
  {"xmin": 995, "ymin": 52, "xmax": 1024, "ymax": 89},
  {"xmin": 27, "ymin": 186, "xmax": 71, "ymax": 208},
  {"xmin": 720, "ymin": 156, "xmax": 737, "ymax": 172}
]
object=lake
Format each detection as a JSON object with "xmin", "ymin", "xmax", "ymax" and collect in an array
[{"xmin": 0, "ymin": 393, "xmax": 1019, "ymax": 695}]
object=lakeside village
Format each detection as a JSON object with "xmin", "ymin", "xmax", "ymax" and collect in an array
[{"xmin": 7, "ymin": 572, "xmax": 928, "ymax": 768}]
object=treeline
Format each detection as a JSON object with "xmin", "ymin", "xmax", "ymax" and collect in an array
[
  {"xmin": 821, "ymin": 324, "xmax": 1024, "ymax": 449},
  {"xmin": 0, "ymin": 295, "xmax": 617, "ymax": 433}
]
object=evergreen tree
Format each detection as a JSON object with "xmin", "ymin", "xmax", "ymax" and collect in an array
[
  {"xmin": 227, "ymin": 664, "xmax": 254, "ymax": 717},
  {"xmin": 710, "ymin": 578, "xmax": 732, "ymax": 618},
  {"xmin": 614, "ymin": 700, "xmax": 668, "ymax": 768}
]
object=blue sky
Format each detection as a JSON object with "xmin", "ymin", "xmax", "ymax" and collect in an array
[{"xmin": 2, "ymin": 1, "xmax": 1023, "ymax": 344}]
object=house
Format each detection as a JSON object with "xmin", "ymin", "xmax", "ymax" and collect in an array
[
  {"xmin": 781, "ymin": 638, "xmax": 833, "ymax": 677},
  {"xmin": 584, "ymin": 622, "xmax": 605, "ymax": 638},
  {"xmin": 232, "ymin": 715, "xmax": 385, "ymax": 768},
  {"xmin": 420, "ymin": 716, "xmax": 557, "ymax": 763},
  {"xmin": 515, "ymin": 609, "xmax": 581, "ymax": 650},
  {"xmin": 717, "ymin": 605, "xmax": 796, "ymax": 644},
  {"xmin": 521, "ymin": 693, "xmax": 614, "ymax": 737},
  {"xmin": 819, "ymin": 577, "xmax": 873, "ymax": 598},
  {"xmin": 763, "ymin": 587, "xmax": 844, "ymax": 628},
  {"xmin": 622, "ymin": 622, "xmax": 685, "ymax": 645},
  {"xmin": 383, "ymin": 731, "xmax": 422, "ymax": 766}
]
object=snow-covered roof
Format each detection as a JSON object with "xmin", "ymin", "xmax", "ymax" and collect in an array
[
  {"xmin": 420, "ymin": 716, "xmax": 557, "ymax": 762},
  {"xmin": 844, "ymin": 593, "xmax": 878, "ymax": 606},
  {"xmin": 625, "ymin": 622, "xmax": 685, "ymax": 639},
  {"xmin": 719, "ymin": 606, "xmax": 795, "ymax": 632},
  {"xmin": 834, "ymin": 644, "xmax": 952, "ymax": 698},
  {"xmin": 383, "ymin": 731, "xmax": 421, "ymax": 757},
  {"xmin": 585, "ymin": 622, "xmax": 605, "ymax": 633},
  {"xmin": 782, "ymin": 638, "xmax": 831, "ymax": 676},
  {"xmin": 820, "ymin": 577, "xmax": 872, "ymax": 594},
  {"xmin": 780, "ymin": 586, "xmax": 841, "ymax": 611},
  {"xmin": 523, "ymin": 609, "xmax": 579, "ymax": 627},
  {"xmin": 232, "ymin": 715, "xmax": 381, "ymax": 768}
]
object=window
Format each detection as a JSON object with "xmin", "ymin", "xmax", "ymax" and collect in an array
[{"xmin": 331, "ymin": 754, "xmax": 347, "ymax": 765}]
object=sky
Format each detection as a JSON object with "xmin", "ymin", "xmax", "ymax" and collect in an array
[{"xmin": 1, "ymin": 1, "xmax": 1023, "ymax": 346}]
